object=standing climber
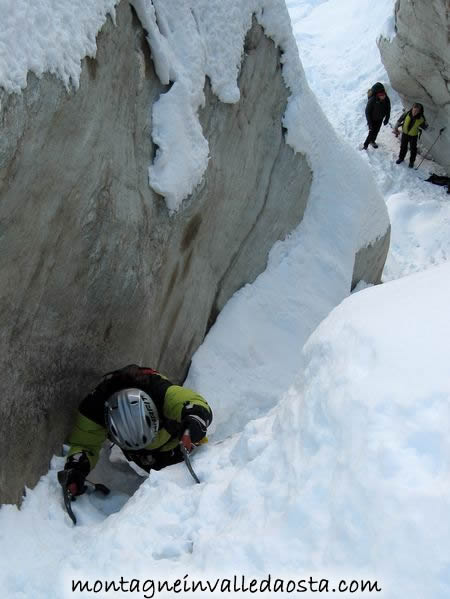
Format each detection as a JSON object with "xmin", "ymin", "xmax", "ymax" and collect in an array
[
  {"xmin": 362, "ymin": 82, "xmax": 391, "ymax": 150},
  {"xmin": 393, "ymin": 102, "xmax": 428, "ymax": 168}
]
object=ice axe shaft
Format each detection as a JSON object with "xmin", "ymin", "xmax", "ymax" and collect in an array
[
  {"xmin": 180, "ymin": 430, "xmax": 201, "ymax": 484},
  {"xmin": 57, "ymin": 470, "xmax": 77, "ymax": 525},
  {"xmin": 180, "ymin": 444, "xmax": 201, "ymax": 484},
  {"xmin": 416, "ymin": 127, "xmax": 446, "ymax": 169}
]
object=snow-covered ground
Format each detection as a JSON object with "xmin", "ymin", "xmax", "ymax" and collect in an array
[
  {"xmin": 1, "ymin": 1, "xmax": 449, "ymax": 598},
  {"xmin": 287, "ymin": 0, "xmax": 450, "ymax": 281}
]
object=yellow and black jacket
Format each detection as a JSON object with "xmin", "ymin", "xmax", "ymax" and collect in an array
[
  {"xmin": 66, "ymin": 364, "xmax": 212, "ymax": 473},
  {"xmin": 396, "ymin": 110, "xmax": 428, "ymax": 137}
]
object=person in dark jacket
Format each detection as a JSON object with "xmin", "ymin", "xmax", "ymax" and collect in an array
[
  {"xmin": 362, "ymin": 83, "xmax": 391, "ymax": 150},
  {"xmin": 394, "ymin": 103, "xmax": 428, "ymax": 168},
  {"xmin": 58, "ymin": 364, "xmax": 213, "ymax": 496}
]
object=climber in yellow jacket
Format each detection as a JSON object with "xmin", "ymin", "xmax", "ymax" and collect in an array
[
  {"xmin": 394, "ymin": 103, "xmax": 428, "ymax": 168},
  {"xmin": 58, "ymin": 364, "xmax": 212, "ymax": 496}
]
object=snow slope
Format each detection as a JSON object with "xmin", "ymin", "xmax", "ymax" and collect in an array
[
  {"xmin": 1, "ymin": 1, "xmax": 449, "ymax": 598},
  {"xmin": 288, "ymin": 0, "xmax": 450, "ymax": 280}
]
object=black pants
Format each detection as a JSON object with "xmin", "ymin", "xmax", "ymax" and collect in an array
[
  {"xmin": 364, "ymin": 120, "xmax": 382, "ymax": 147},
  {"xmin": 399, "ymin": 133, "xmax": 418, "ymax": 164}
]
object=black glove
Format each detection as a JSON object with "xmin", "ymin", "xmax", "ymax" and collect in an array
[
  {"xmin": 180, "ymin": 402, "xmax": 212, "ymax": 443},
  {"xmin": 181, "ymin": 414, "xmax": 208, "ymax": 443},
  {"xmin": 383, "ymin": 117, "xmax": 389, "ymax": 126},
  {"xmin": 58, "ymin": 452, "xmax": 90, "ymax": 496}
]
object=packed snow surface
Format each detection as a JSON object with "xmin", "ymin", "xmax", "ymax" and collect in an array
[
  {"xmin": 288, "ymin": 0, "xmax": 450, "ymax": 279},
  {"xmin": 1, "ymin": 0, "xmax": 449, "ymax": 598}
]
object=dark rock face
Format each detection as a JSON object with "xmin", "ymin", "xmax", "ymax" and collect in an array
[
  {"xmin": 0, "ymin": 3, "xmax": 314, "ymax": 504},
  {"xmin": 378, "ymin": 0, "xmax": 450, "ymax": 169},
  {"xmin": 352, "ymin": 227, "xmax": 391, "ymax": 290}
]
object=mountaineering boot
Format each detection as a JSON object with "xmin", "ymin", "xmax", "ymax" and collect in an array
[
  {"xmin": 370, "ymin": 142, "xmax": 378, "ymax": 148},
  {"xmin": 396, "ymin": 159, "xmax": 403, "ymax": 164},
  {"xmin": 409, "ymin": 161, "xmax": 414, "ymax": 168}
]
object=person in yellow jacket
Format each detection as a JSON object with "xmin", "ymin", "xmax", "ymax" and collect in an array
[
  {"xmin": 58, "ymin": 364, "xmax": 212, "ymax": 496},
  {"xmin": 394, "ymin": 103, "xmax": 428, "ymax": 168}
]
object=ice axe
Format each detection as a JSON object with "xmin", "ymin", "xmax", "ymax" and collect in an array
[
  {"xmin": 58, "ymin": 471, "xmax": 110, "ymax": 525},
  {"xmin": 180, "ymin": 430, "xmax": 201, "ymax": 484},
  {"xmin": 416, "ymin": 127, "xmax": 446, "ymax": 170}
]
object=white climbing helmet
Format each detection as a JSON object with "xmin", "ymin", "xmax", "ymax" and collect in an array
[{"xmin": 105, "ymin": 388, "xmax": 159, "ymax": 450}]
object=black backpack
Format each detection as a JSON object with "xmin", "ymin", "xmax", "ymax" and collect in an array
[{"xmin": 426, "ymin": 174, "xmax": 450, "ymax": 194}]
